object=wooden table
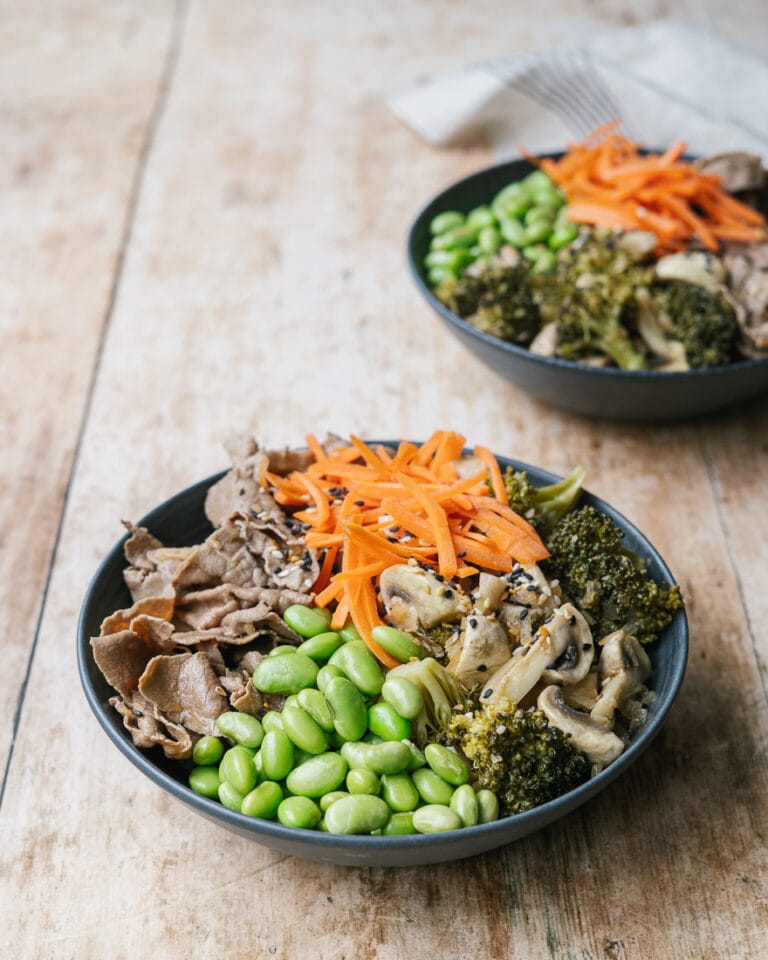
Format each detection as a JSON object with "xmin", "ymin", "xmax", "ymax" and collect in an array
[{"xmin": 2, "ymin": 2, "xmax": 767, "ymax": 957}]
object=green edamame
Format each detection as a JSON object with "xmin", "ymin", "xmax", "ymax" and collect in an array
[
  {"xmin": 499, "ymin": 217, "xmax": 527, "ymax": 247},
  {"xmin": 478, "ymin": 225, "xmax": 501, "ymax": 256},
  {"xmin": 367, "ymin": 702, "xmax": 411, "ymax": 742},
  {"xmin": 297, "ymin": 688, "xmax": 335, "ymax": 732},
  {"xmin": 282, "ymin": 604, "xmax": 332, "ymax": 638},
  {"xmin": 215, "ymin": 712, "xmax": 264, "ymax": 749},
  {"xmin": 188, "ymin": 766, "xmax": 221, "ymax": 798},
  {"xmin": 450, "ymin": 783, "xmax": 479, "ymax": 827},
  {"xmin": 260, "ymin": 729, "xmax": 295, "ymax": 781},
  {"xmin": 338, "ymin": 622, "xmax": 362, "ymax": 644},
  {"xmin": 370, "ymin": 625, "xmax": 424, "ymax": 663},
  {"xmin": 319, "ymin": 790, "xmax": 349, "ymax": 812},
  {"xmin": 296, "ymin": 630, "xmax": 344, "ymax": 661},
  {"xmin": 405, "ymin": 740, "xmax": 427, "ymax": 771},
  {"xmin": 346, "ymin": 768, "xmax": 380, "ymax": 796},
  {"xmin": 363, "ymin": 741, "xmax": 411, "ymax": 776},
  {"xmin": 429, "ymin": 211, "xmax": 464, "ymax": 235},
  {"xmin": 323, "ymin": 794, "xmax": 390, "ymax": 835},
  {"xmin": 413, "ymin": 804, "xmax": 462, "ymax": 834},
  {"xmin": 476, "ymin": 789, "xmax": 500, "ymax": 824},
  {"xmin": 261, "ymin": 710, "xmax": 284, "ymax": 733},
  {"xmin": 192, "ymin": 735, "xmax": 224, "ymax": 767},
  {"xmin": 380, "ymin": 773, "xmax": 419, "ymax": 812},
  {"xmin": 340, "ymin": 740, "xmax": 372, "ymax": 771},
  {"xmin": 466, "ymin": 205, "xmax": 496, "ymax": 228},
  {"xmin": 424, "ymin": 743, "xmax": 470, "ymax": 786},
  {"xmin": 219, "ymin": 745, "xmax": 258, "ymax": 795},
  {"xmin": 324, "ymin": 676, "xmax": 368, "ymax": 742},
  {"xmin": 532, "ymin": 249, "xmax": 557, "ymax": 273},
  {"xmin": 412, "ymin": 767, "xmax": 454, "ymax": 806},
  {"xmin": 316, "ymin": 663, "xmax": 345, "ymax": 692},
  {"xmin": 286, "ymin": 752, "xmax": 348, "ymax": 798},
  {"xmin": 281, "ymin": 703, "xmax": 328, "ymax": 755},
  {"xmin": 269, "ymin": 644, "xmax": 298, "ymax": 656},
  {"xmin": 217, "ymin": 781, "xmax": 244, "ymax": 812},
  {"xmin": 329, "ymin": 642, "xmax": 384, "ymax": 696},
  {"xmin": 381, "ymin": 677, "xmax": 424, "ymax": 720},
  {"xmin": 277, "ymin": 796, "xmax": 322, "ymax": 829},
  {"xmin": 382, "ymin": 812, "xmax": 417, "ymax": 836},
  {"xmin": 241, "ymin": 781, "xmax": 283, "ymax": 820},
  {"xmin": 252, "ymin": 652, "xmax": 319, "ymax": 695}
]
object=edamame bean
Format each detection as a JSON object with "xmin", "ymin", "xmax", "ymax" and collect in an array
[
  {"xmin": 492, "ymin": 183, "xmax": 530, "ymax": 219},
  {"xmin": 219, "ymin": 745, "xmax": 258, "ymax": 795},
  {"xmin": 522, "ymin": 170, "xmax": 554, "ymax": 192},
  {"xmin": 431, "ymin": 223, "xmax": 483, "ymax": 251},
  {"xmin": 329, "ymin": 642, "xmax": 384, "ymax": 696},
  {"xmin": 424, "ymin": 249, "xmax": 472, "ymax": 273},
  {"xmin": 524, "ymin": 204, "xmax": 556, "ymax": 226},
  {"xmin": 297, "ymin": 688, "xmax": 335, "ymax": 732},
  {"xmin": 478, "ymin": 225, "xmax": 502, "ymax": 256},
  {"xmin": 532, "ymin": 249, "xmax": 557, "ymax": 273},
  {"xmin": 424, "ymin": 743, "xmax": 470, "ymax": 786},
  {"xmin": 450, "ymin": 783, "xmax": 479, "ymax": 827},
  {"xmin": 218, "ymin": 781, "xmax": 244, "ymax": 812},
  {"xmin": 428, "ymin": 266, "xmax": 454, "ymax": 286},
  {"xmin": 261, "ymin": 710, "xmax": 284, "ymax": 733},
  {"xmin": 383, "ymin": 812, "xmax": 417, "ymax": 836},
  {"xmin": 188, "ymin": 766, "xmax": 221, "ymax": 798},
  {"xmin": 381, "ymin": 677, "xmax": 424, "ymax": 720},
  {"xmin": 380, "ymin": 773, "xmax": 419, "ymax": 812},
  {"xmin": 339, "ymin": 622, "xmax": 362, "ymax": 644},
  {"xmin": 319, "ymin": 790, "xmax": 349, "ymax": 812},
  {"xmin": 499, "ymin": 217, "xmax": 527, "ymax": 247},
  {"xmin": 340, "ymin": 740, "xmax": 371, "ymax": 770},
  {"xmin": 261, "ymin": 729, "xmax": 295, "ymax": 781},
  {"xmin": 346, "ymin": 768, "xmax": 380, "ymax": 796},
  {"xmin": 548, "ymin": 222, "xmax": 579, "ymax": 250},
  {"xmin": 253, "ymin": 750, "xmax": 264, "ymax": 783},
  {"xmin": 476, "ymin": 789, "xmax": 500, "ymax": 824},
  {"xmin": 522, "ymin": 243, "xmax": 548, "ymax": 262},
  {"xmin": 241, "ymin": 781, "xmax": 283, "ymax": 819},
  {"xmin": 215, "ymin": 712, "xmax": 265, "ymax": 749},
  {"xmin": 281, "ymin": 703, "xmax": 328, "ymax": 755},
  {"xmin": 370, "ymin": 625, "xmax": 424, "ymax": 663},
  {"xmin": 316, "ymin": 663, "xmax": 345, "ymax": 692},
  {"xmin": 523, "ymin": 220, "xmax": 552, "ymax": 245},
  {"xmin": 363, "ymin": 741, "xmax": 411, "ymax": 776},
  {"xmin": 296, "ymin": 631, "xmax": 344, "ymax": 662},
  {"xmin": 286, "ymin": 752, "xmax": 348, "ymax": 798},
  {"xmin": 412, "ymin": 767, "xmax": 454, "ymax": 805},
  {"xmin": 363, "ymin": 732, "xmax": 383, "ymax": 745},
  {"xmin": 282, "ymin": 604, "xmax": 332, "ymax": 638},
  {"xmin": 323, "ymin": 795, "xmax": 390, "ymax": 835},
  {"xmin": 367, "ymin": 702, "xmax": 411, "ymax": 742},
  {"xmin": 192, "ymin": 735, "xmax": 224, "ymax": 766},
  {"xmin": 269, "ymin": 644, "xmax": 298, "ymax": 657},
  {"xmin": 277, "ymin": 796, "xmax": 321, "ymax": 829},
  {"xmin": 413, "ymin": 804, "xmax": 462, "ymax": 834},
  {"xmin": 252, "ymin": 652, "xmax": 319, "ymax": 695},
  {"xmin": 324, "ymin": 676, "xmax": 368, "ymax": 742},
  {"xmin": 467, "ymin": 205, "xmax": 496, "ymax": 228},
  {"xmin": 405, "ymin": 740, "xmax": 427, "ymax": 771},
  {"xmin": 429, "ymin": 211, "xmax": 464, "ymax": 235}
]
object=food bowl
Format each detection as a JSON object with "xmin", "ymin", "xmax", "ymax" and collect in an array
[
  {"xmin": 407, "ymin": 157, "xmax": 768, "ymax": 420},
  {"xmin": 78, "ymin": 451, "xmax": 688, "ymax": 867}
]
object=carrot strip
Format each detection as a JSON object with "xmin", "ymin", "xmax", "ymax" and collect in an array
[
  {"xmin": 397, "ymin": 473, "xmax": 457, "ymax": 578},
  {"xmin": 305, "ymin": 433, "xmax": 327, "ymax": 462},
  {"xmin": 473, "ymin": 446, "xmax": 509, "ymax": 505}
]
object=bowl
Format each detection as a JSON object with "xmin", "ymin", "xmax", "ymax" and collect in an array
[
  {"xmin": 407, "ymin": 157, "xmax": 768, "ymax": 420},
  {"xmin": 78, "ymin": 452, "xmax": 688, "ymax": 866}
]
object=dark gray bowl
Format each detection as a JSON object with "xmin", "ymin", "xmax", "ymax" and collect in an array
[
  {"xmin": 407, "ymin": 157, "xmax": 768, "ymax": 420},
  {"xmin": 78, "ymin": 453, "xmax": 688, "ymax": 866}
]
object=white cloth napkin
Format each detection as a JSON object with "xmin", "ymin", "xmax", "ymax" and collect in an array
[{"xmin": 389, "ymin": 20, "xmax": 768, "ymax": 161}]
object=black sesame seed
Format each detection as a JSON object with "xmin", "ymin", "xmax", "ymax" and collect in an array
[
  {"xmin": 434, "ymin": 573, "xmax": 444, "ymax": 582},
  {"xmin": 582, "ymin": 642, "xmax": 592, "ymax": 650},
  {"xmin": 482, "ymin": 688, "xmax": 493, "ymax": 699},
  {"xmin": 519, "ymin": 609, "xmax": 528, "ymax": 620},
  {"xmin": 568, "ymin": 615, "xmax": 576, "ymax": 626},
  {"xmin": 132, "ymin": 708, "xmax": 143, "ymax": 718},
  {"xmin": 274, "ymin": 566, "xmax": 282, "ymax": 574},
  {"xmin": 522, "ymin": 572, "xmax": 534, "ymax": 581},
  {"xmin": 477, "ymin": 664, "xmax": 487, "ymax": 672},
  {"xmin": 469, "ymin": 617, "xmax": 478, "ymax": 628},
  {"xmin": 458, "ymin": 551, "xmax": 467, "ymax": 559},
  {"xmin": 354, "ymin": 500, "xmax": 364, "ymax": 506},
  {"xmin": 526, "ymin": 584, "xmax": 538, "ymax": 592},
  {"xmin": 443, "ymin": 589, "xmax": 453, "ymax": 599},
  {"xmin": 386, "ymin": 536, "xmax": 397, "ymax": 543}
]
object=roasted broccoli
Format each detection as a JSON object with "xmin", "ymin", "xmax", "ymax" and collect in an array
[
  {"xmin": 387, "ymin": 657, "xmax": 467, "ymax": 747},
  {"xmin": 444, "ymin": 698, "xmax": 591, "ymax": 815},
  {"xmin": 437, "ymin": 264, "xmax": 542, "ymax": 346},
  {"xmin": 651, "ymin": 279, "xmax": 739, "ymax": 368},
  {"xmin": 546, "ymin": 505, "xmax": 683, "ymax": 643},
  {"xmin": 505, "ymin": 464, "xmax": 586, "ymax": 536}
]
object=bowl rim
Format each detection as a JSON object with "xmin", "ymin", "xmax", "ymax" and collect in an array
[
  {"xmin": 77, "ymin": 450, "xmax": 689, "ymax": 856},
  {"xmin": 407, "ymin": 154, "xmax": 768, "ymax": 380}
]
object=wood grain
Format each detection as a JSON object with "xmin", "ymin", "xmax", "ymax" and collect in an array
[{"xmin": 1, "ymin": 1, "xmax": 767, "ymax": 958}]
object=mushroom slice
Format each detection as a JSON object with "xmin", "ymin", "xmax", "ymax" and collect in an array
[
  {"xmin": 476, "ymin": 572, "xmax": 508, "ymax": 615},
  {"xmin": 562, "ymin": 669, "xmax": 599, "ymax": 712},
  {"xmin": 529, "ymin": 321, "xmax": 559, "ymax": 357},
  {"xmin": 591, "ymin": 630, "xmax": 652, "ymax": 725},
  {"xmin": 635, "ymin": 287, "xmax": 689, "ymax": 371},
  {"xmin": 498, "ymin": 602, "xmax": 541, "ymax": 648},
  {"xmin": 379, "ymin": 563, "xmax": 470, "ymax": 633},
  {"xmin": 506, "ymin": 563, "xmax": 560, "ymax": 612},
  {"xmin": 481, "ymin": 602, "xmax": 584, "ymax": 704},
  {"xmin": 655, "ymin": 251, "xmax": 726, "ymax": 291},
  {"xmin": 537, "ymin": 685, "xmax": 624, "ymax": 769},
  {"xmin": 541, "ymin": 609, "xmax": 595, "ymax": 685},
  {"xmin": 447, "ymin": 612, "xmax": 511, "ymax": 688}
]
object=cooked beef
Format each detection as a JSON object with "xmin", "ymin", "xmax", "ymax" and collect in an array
[
  {"xmin": 91, "ymin": 621, "xmax": 177, "ymax": 698},
  {"xmin": 100, "ymin": 596, "xmax": 175, "ymax": 636},
  {"xmin": 138, "ymin": 652, "xmax": 227, "ymax": 736},
  {"xmin": 725, "ymin": 241, "xmax": 768, "ymax": 354},
  {"xmin": 111, "ymin": 692, "xmax": 195, "ymax": 760}
]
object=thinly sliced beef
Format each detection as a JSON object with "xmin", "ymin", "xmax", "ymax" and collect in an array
[
  {"xmin": 138, "ymin": 652, "xmax": 227, "ymax": 736},
  {"xmin": 111, "ymin": 692, "xmax": 194, "ymax": 760},
  {"xmin": 91, "ymin": 622, "xmax": 177, "ymax": 698},
  {"xmin": 100, "ymin": 596, "xmax": 175, "ymax": 636}
]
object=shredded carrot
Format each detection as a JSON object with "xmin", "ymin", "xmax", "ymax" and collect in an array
[
  {"xmin": 259, "ymin": 431, "xmax": 550, "ymax": 664},
  {"xmin": 534, "ymin": 125, "xmax": 767, "ymax": 252}
]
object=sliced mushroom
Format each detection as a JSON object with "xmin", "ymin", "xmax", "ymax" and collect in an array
[
  {"xmin": 481, "ymin": 602, "xmax": 582, "ymax": 704},
  {"xmin": 529, "ymin": 321, "xmax": 559, "ymax": 357},
  {"xmin": 476, "ymin": 572, "xmax": 508, "ymax": 615},
  {"xmin": 506, "ymin": 563, "xmax": 560, "ymax": 612},
  {"xmin": 696, "ymin": 152, "xmax": 765, "ymax": 194},
  {"xmin": 591, "ymin": 630, "xmax": 652, "ymax": 725},
  {"xmin": 635, "ymin": 287, "xmax": 689, "ymax": 371},
  {"xmin": 562, "ymin": 669, "xmax": 599, "ymax": 711},
  {"xmin": 447, "ymin": 612, "xmax": 511, "ymax": 689},
  {"xmin": 537, "ymin": 685, "xmax": 624, "ymax": 769},
  {"xmin": 541, "ymin": 607, "xmax": 595, "ymax": 684},
  {"xmin": 497, "ymin": 602, "xmax": 541, "ymax": 648},
  {"xmin": 379, "ymin": 562, "xmax": 470, "ymax": 633},
  {"xmin": 616, "ymin": 229, "xmax": 658, "ymax": 261},
  {"xmin": 655, "ymin": 251, "xmax": 726, "ymax": 291}
]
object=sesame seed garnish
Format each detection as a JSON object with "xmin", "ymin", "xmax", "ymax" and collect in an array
[
  {"xmin": 469, "ymin": 617, "xmax": 478, "ymax": 628},
  {"xmin": 443, "ymin": 589, "xmax": 453, "ymax": 599},
  {"xmin": 477, "ymin": 664, "xmax": 487, "ymax": 672},
  {"xmin": 482, "ymin": 688, "xmax": 493, "ymax": 699},
  {"xmin": 519, "ymin": 609, "xmax": 528, "ymax": 620}
]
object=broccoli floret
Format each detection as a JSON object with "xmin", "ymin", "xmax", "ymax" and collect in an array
[
  {"xmin": 439, "ymin": 264, "xmax": 542, "ymax": 346},
  {"xmin": 546, "ymin": 505, "xmax": 683, "ymax": 643},
  {"xmin": 652, "ymin": 279, "xmax": 739, "ymax": 368},
  {"xmin": 504, "ymin": 465, "xmax": 586, "ymax": 536},
  {"xmin": 444, "ymin": 698, "xmax": 591, "ymax": 816},
  {"xmin": 387, "ymin": 657, "xmax": 467, "ymax": 747}
]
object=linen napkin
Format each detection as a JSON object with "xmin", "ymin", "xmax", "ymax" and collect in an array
[{"xmin": 389, "ymin": 19, "xmax": 768, "ymax": 161}]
